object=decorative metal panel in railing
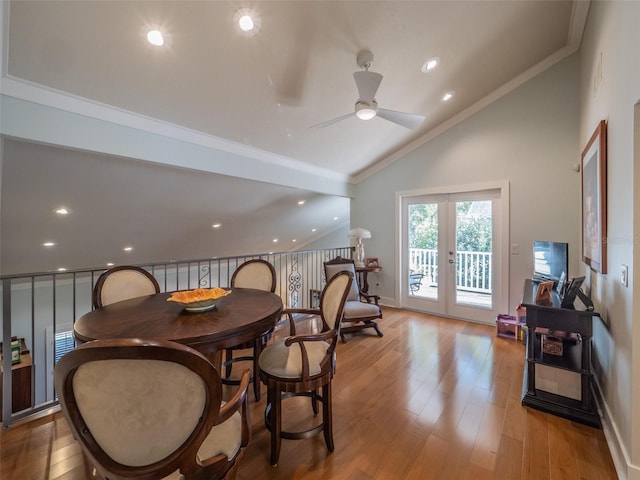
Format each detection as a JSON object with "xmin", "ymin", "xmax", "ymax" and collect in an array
[
  {"xmin": 409, "ymin": 248, "xmax": 492, "ymax": 293},
  {"xmin": 0, "ymin": 247, "xmax": 351, "ymax": 427}
]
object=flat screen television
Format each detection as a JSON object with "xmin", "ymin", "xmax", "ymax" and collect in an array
[{"xmin": 533, "ymin": 240, "xmax": 568, "ymax": 282}]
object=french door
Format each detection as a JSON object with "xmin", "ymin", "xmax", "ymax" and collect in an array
[{"xmin": 399, "ymin": 186, "xmax": 507, "ymax": 324}]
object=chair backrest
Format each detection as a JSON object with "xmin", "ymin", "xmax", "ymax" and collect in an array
[
  {"xmin": 231, "ymin": 259, "xmax": 276, "ymax": 292},
  {"xmin": 320, "ymin": 270, "xmax": 354, "ymax": 333},
  {"xmin": 54, "ymin": 338, "xmax": 221, "ymax": 480},
  {"xmin": 93, "ymin": 265, "xmax": 160, "ymax": 308},
  {"xmin": 324, "ymin": 257, "xmax": 360, "ymax": 301}
]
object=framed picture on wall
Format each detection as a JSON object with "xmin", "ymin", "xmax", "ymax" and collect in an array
[{"xmin": 581, "ymin": 120, "xmax": 607, "ymax": 274}]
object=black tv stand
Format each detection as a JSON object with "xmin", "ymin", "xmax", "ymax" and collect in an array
[{"xmin": 521, "ymin": 279, "xmax": 600, "ymax": 427}]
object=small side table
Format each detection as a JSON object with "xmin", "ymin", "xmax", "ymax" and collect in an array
[{"xmin": 355, "ymin": 265, "xmax": 381, "ymax": 293}]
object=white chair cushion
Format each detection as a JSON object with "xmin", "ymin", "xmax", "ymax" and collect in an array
[
  {"xmin": 343, "ymin": 300, "xmax": 380, "ymax": 320},
  {"xmin": 197, "ymin": 401, "xmax": 242, "ymax": 462},
  {"xmin": 101, "ymin": 270, "xmax": 157, "ymax": 306},
  {"xmin": 73, "ymin": 359, "xmax": 206, "ymax": 467},
  {"xmin": 232, "ymin": 262, "xmax": 274, "ymax": 291},
  {"xmin": 259, "ymin": 338, "xmax": 330, "ymax": 379},
  {"xmin": 324, "ymin": 263, "xmax": 360, "ymax": 301}
]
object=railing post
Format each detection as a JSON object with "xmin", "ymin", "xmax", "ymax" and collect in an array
[{"xmin": 2, "ymin": 278, "xmax": 13, "ymax": 426}]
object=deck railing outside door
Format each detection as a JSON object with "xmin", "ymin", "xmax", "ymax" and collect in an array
[{"xmin": 409, "ymin": 248, "xmax": 492, "ymax": 293}]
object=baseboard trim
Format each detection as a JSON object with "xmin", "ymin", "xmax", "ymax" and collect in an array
[{"xmin": 592, "ymin": 372, "xmax": 639, "ymax": 480}]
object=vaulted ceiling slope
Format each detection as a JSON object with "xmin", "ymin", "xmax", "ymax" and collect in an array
[
  {"xmin": 0, "ymin": 1, "xmax": 588, "ymax": 275},
  {"xmin": 3, "ymin": 0, "xmax": 586, "ymax": 182},
  {"xmin": 0, "ymin": 139, "xmax": 350, "ymax": 274}
]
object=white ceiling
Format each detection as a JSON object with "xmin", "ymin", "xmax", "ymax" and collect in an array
[{"xmin": 0, "ymin": 0, "xmax": 588, "ymax": 275}]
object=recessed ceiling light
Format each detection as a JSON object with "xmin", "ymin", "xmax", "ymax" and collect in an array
[
  {"xmin": 123, "ymin": 246, "xmax": 133, "ymax": 252},
  {"xmin": 333, "ymin": 216, "xmax": 339, "ymax": 221},
  {"xmin": 42, "ymin": 241, "xmax": 56, "ymax": 247},
  {"xmin": 442, "ymin": 91, "xmax": 455, "ymax": 102},
  {"xmin": 147, "ymin": 30, "xmax": 164, "ymax": 46},
  {"xmin": 212, "ymin": 223, "xmax": 222, "ymax": 228},
  {"xmin": 57, "ymin": 267, "xmax": 67, "ymax": 272},
  {"xmin": 238, "ymin": 15, "xmax": 254, "ymax": 32},
  {"xmin": 421, "ymin": 56, "xmax": 440, "ymax": 73},
  {"xmin": 55, "ymin": 207, "xmax": 70, "ymax": 215},
  {"xmin": 312, "ymin": 228, "xmax": 317, "ymax": 232},
  {"xmin": 106, "ymin": 262, "xmax": 114, "ymax": 267},
  {"xmin": 298, "ymin": 200, "xmax": 305, "ymax": 205},
  {"xmin": 273, "ymin": 238, "xmax": 278, "ymax": 243},
  {"xmin": 292, "ymin": 239, "xmax": 297, "ymax": 243},
  {"xmin": 233, "ymin": 8, "xmax": 261, "ymax": 35}
]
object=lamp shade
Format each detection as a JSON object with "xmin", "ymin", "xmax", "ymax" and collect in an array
[{"xmin": 348, "ymin": 227, "xmax": 371, "ymax": 239}]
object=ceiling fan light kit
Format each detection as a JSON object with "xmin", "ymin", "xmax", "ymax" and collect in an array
[
  {"xmin": 355, "ymin": 101, "xmax": 377, "ymax": 120},
  {"xmin": 312, "ymin": 49, "xmax": 425, "ymax": 130}
]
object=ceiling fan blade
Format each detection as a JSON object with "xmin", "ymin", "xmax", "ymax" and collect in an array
[
  {"xmin": 377, "ymin": 108, "xmax": 425, "ymax": 130},
  {"xmin": 353, "ymin": 71, "xmax": 383, "ymax": 102},
  {"xmin": 309, "ymin": 112, "xmax": 356, "ymax": 129}
]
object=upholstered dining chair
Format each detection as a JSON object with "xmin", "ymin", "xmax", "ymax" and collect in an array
[
  {"xmin": 92, "ymin": 265, "xmax": 160, "ymax": 308},
  {"xmin": 258, "ymin": 270, "xmax": 353, "ymax": 466},
  {"xmin": 54, "ymin": 338, "xmax": 251, "ymax": 480},
  {"xmin": 323, "ymin": 256, "xmax": 383, "ymax": 342},
  {"xmin": 223, "ymin": 259, "xmax": 277, "ymax": 401}
]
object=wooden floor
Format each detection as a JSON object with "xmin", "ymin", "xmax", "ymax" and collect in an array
[{"xmin": 1, "ymin": 308, "xmax": 618, "ymax": 479}]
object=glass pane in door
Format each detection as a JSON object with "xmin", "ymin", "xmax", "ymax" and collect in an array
[
  {"xmin": 454, "ymin": 200, "xmax": 493, "ymax": 307},
  {"xmin": 408, "ymin": 203, "xmax": 438, "ymax": 300}
]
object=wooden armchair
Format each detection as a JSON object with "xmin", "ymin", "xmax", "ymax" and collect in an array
[
  {"xmin": 54, "ymin": 338, "xmax": 251, "ymax": 480},
  {"xmin": 323, "ymin": 256, "xmax": 383, "ymax": 342},
  {"xmin": 258, "ymin": 270, "xmax": 353, "ymax": 466},
  {"xmin": 223, "ymin": 259, "xmax": 278, "ymax": 401},
  {"xmin": 92, "ymin": 265, "xmax": 160, "ymax": 308}
]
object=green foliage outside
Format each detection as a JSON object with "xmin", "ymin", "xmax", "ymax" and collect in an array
[{"xmin": 408, "ymin": 201, "xmax": 492, "ymax": 252}]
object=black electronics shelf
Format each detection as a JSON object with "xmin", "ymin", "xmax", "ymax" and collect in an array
[{"xmin": 520, "ymin": 279, "xmax": 600, "ymax": 428}]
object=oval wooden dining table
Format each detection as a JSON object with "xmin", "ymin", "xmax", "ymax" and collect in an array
[{"xmin": 73, "ymin": 288, "xmax": 283, "ymax": 358}]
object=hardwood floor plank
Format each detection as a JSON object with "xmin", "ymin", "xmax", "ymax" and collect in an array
[
  {"xmin": 521, "ymin": 408, "xmax": 550, "ymax": 480},
  {"xmin": 469, "ymin": 403, "xmax": 506, "ymax": 472},
  {"xmin": 0, "ymin": 308, "xmax": 618, "ymax": 480},
  {"xmin": 547, "ymin": 414, "xmax": 580, "ymax": 480},
  {"xmin": 571, "ymin": 422, "xmax": 617, "ymax": 479},
  {"xmin": 492, "ymin": 434, "xmax": 524, "ymax": 479}
]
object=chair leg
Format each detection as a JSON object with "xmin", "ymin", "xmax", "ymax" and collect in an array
[
  {"xmin": 322, "ymin": 382, "xmax": 334, "ymax": 452},
  {"xmin": 311, "ymin": 389, "xmax": 319, "ymax": 415},
  {"xmin": 225, "ymin": 349, "xmax": 233, "ymax": 377},
  {"xmin": 269, "ymin": 385, "xmax": 282, "ymax": 466},
  {"xmin": 371, "ymin": 321, "xmax": 384, "ymax": 337},
  {"xmin": 252, "ymin": 342, "xmax": 262, "ymax": 401}
]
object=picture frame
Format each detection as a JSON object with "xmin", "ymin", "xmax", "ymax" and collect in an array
[
  {"xmin": 365, "ymin": 257, "xmax": 379, "ymax": 267},
  {"xmin": 535, "ymin": 281, "xmax": 554, "ymax": 306},
  {"xmin": 581, "ymin": 120, "xmax": 607, "ymax": 274}
]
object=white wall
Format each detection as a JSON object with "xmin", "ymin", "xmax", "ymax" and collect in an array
[
  {"xmin": 579, "ymin": 1, "xmax": 640, "ymax": 478},
  {"xmin": 352, "ymin": 54, "xmax": 580, "ymax": 312}
]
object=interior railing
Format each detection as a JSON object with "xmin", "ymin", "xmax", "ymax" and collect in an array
[{"xmin": 0, "ymin": 246, "xmax": 351, "ymax": 427}]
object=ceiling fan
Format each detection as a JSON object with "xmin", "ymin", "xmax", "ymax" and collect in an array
[{"xmin": 312, "ymin": 50, "xmax": 425, "ymax": 130}]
